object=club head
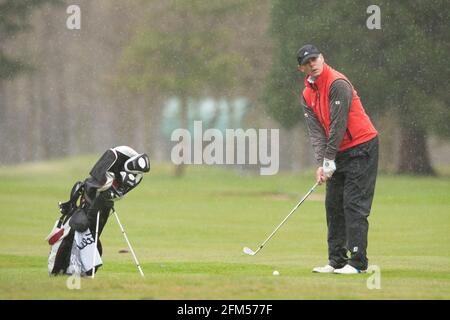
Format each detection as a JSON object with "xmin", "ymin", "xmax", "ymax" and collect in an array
[{"xmin": 243, "ymin": 247, "xmax": 256, "ymax": 256}]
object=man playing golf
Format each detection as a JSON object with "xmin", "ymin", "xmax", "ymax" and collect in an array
[{"xmin": 297, "ymin": 44, "xmax": 379, "ymax": 274}]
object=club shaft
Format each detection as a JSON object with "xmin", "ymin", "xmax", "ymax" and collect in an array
[
  {"xmin": 256, "ymin": 182, "xmax": 319, "ymax": 251},
  {"xmin": 113, "ymin": 210, "xmax": 145, "ymax": 277}
]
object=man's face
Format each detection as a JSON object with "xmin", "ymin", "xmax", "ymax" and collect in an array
[{"xmin": 298, "ymin": 54, "xmax": 324, "ymax": 78}]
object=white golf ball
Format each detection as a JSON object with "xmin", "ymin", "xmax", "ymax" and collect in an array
[{"xmin": 272, "ymin": 270, "xmax": 280, "ymax": 276}]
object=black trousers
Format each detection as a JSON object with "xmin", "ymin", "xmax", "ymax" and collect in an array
[{"xmin": 325, "ymin": 136, "xmax": 378, "ymax": 270}]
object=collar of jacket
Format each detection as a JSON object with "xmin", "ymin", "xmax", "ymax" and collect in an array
[{"xmin": 304, "ymin": 63, "xmax": 331, "ymax": 90}]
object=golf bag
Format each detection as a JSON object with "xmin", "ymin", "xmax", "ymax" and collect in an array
[{"xmin": 46, "ymin": 146, "xmax": 150, "ymax": 276}]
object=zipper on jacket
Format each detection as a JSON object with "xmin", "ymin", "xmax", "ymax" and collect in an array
[
  {"xmin": 316, "ymin": 87, "xmax": 325, "ymax": 128},
  {"xmin": 346, "ymin": 128, "xmax": 353, "ymax": 141}
]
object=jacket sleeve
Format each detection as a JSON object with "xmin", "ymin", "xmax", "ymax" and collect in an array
[
  {"xmin": 302, "ymin": 97, "xmax": 327, "ymax": 165},
  {"xmin": 324, "ymin": 79, "xmax": 352, "ymax": 160}
]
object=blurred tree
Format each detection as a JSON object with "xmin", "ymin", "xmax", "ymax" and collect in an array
[
  {"xmin": 0, "ymin": 0, "xmax": 61, "ymax": 79},
  {"xmin": 119, "ymin": 0, "xmax": 254, "ymax": 176},
  {"xmin": 0, "ymin": 0, "xmax": 62, "ymax": 161},
  {"xmin": 263, "ymin": 0, "xmax": 304, "ymax": 130},
  {"xmin": 265, "ymin": 0, "xmax": 449, "ymax": 175}
]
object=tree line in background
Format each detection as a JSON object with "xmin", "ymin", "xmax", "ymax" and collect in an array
[
  {"xmin": 265, "ymin": 0, "xmax": 450, "ymax": 175},
  {"xmin": 0, "ymin": 0, "xmax": 448, "ymax": 175}
]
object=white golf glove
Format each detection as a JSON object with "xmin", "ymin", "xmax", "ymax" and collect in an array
[{"xmin": 322, "ymin": 158, "xmax": 336, "ymax": 178}]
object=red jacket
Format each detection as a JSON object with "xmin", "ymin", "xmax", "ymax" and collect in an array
[{"xmin": 302, "ymin": 63, "xmax": 377, "ymax": 152}]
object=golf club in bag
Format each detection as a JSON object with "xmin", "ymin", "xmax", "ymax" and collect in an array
[
  {"xmin": 243, "ymin": 182, "xmax": 319, "ymax": 256},
  {"xmin": 46, "ymin": 146, "xmax": 150, "ymax": 277}
]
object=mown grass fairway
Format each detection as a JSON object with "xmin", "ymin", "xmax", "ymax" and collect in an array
[{"xmin": 1, "ymin": 157, "xmax": 449, "ymax": 299}]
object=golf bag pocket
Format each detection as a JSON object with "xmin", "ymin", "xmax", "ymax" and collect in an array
[
  {"xmin": 69, "ymin": 208, "xmax": 89, "ymax": 232},
  {"xmin": 47, "ymin": 221, "xmax": 102, "ymax": 276},
  {"xmin": 47, "ymin": 218, "xmax": 72, "ymax": 275}
]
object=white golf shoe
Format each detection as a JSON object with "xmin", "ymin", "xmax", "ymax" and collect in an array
[
  {"xmin": 333, "ymin": 264, "xmax": 366, "ymax": 274},
  {"xmin": 312, "ymin": 264, "xmax": 335, "ymax": 273}
]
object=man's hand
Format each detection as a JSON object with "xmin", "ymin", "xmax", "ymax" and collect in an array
[
  {"xmin": 322, "ymin": 158, "xmax": 336, "ymax": 178},
  {"xmin": 316, "ymin": 158, "xmax": 336, "ymax": 185},
  {"xmin": 316, "ymin": 167, "xmax": 327, "ymax": 185}
]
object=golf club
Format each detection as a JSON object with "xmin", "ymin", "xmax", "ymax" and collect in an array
[
  {"xmin": 112, "ymin": 209, "xmax": 145, "ymax": 277},
  {"xmin": 243, "ymin": 181, "xmax": 320, "ymax": 256}
]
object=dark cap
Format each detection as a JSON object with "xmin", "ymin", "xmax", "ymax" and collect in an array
[{"xmin": 296, "ymin": 44, "xmax": 321, "ymax": 65}]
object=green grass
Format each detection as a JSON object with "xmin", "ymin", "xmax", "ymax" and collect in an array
[{"xmin": 1, "ymin": 156, "xmax": 450, "ymax": 299}]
